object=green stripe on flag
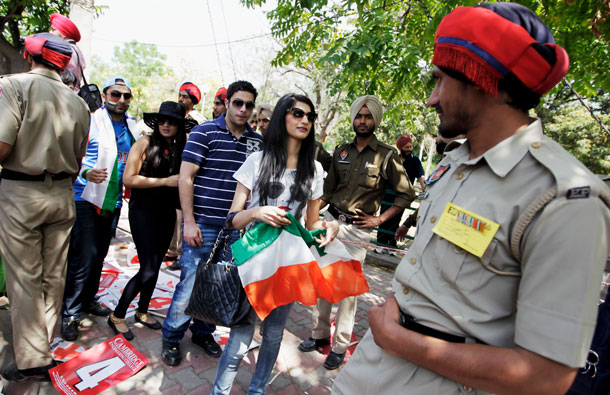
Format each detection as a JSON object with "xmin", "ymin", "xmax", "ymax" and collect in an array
[
  {"xmin": 232, "ymin": 212, "xmax": 327, "ymax": 265},
  {"xmin": 101, "ymin": 156, "xmax": 120, "ymax": 216}
]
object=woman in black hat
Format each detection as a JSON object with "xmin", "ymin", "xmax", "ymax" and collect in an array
[{"xmin": 108, "ymin": 101, "xmax": 194, "ymax": 339}]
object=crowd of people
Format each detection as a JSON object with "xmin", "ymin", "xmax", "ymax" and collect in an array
[{"xmin": 1, "ymin": 2, "xmax": 609, "ymax": 394}]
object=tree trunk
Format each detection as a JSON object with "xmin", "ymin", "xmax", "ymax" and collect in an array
[{"xmin": 0, "ymin": 38, "xmax": 28, "ymax": 75}]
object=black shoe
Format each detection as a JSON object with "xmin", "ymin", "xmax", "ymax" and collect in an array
[
  {"xmin": 107, "ymin": 314, "xmax": 134, "ymax": 340},
  {"xmin": 298, "ymin": 337, "xmax": 331, "ymax": 352},
  {"xmin": 1, "ymin": 361, "xmax": 55, "ymax": 382},
  {"xmin": 61, "ymin": 318, "xmax": 80, "ymax": 341},
  {"xmin": 161, "ymin": 341, "xmax": 182, "ymax": 366},
  {"xmin": 323, "ymin": 351, "xmax": 345, "ymax": 370},
  {"xmin": 135, "ymin": 311, "xmax": 162, "ymax": 330},
  {"xmin": 167, "ymin": 260, "xmax": 181, "ymax": 271},
  {"xmin": 164, "ymin": 255, "xmax": 178, "ymax": 262},
  {"xmin": 84, "ymin": 301, "xmax": 111, "ymax": 316},
  {"xmin": 191, "ymin": 334, "xmax": 221, "ymax": 358}
]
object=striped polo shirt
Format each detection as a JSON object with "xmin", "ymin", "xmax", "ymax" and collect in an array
[{"xmin": 182, "ymin": 114, "xmax": 262, "ymax": 226}]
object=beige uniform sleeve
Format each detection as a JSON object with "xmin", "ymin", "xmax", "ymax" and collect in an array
[
  {"xmin": 0, "ymin": 79, "xmax": 22, "ymax": 145},
  {"xmin": 515, "ymin": 196, "xmax": 610, "ymax": 367}
]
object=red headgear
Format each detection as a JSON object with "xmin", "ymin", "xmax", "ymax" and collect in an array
[
  {"xmin": 396, "ymin": 135, "xmax": 413, "ymax": 151},
  {"xmin": 215, "ymin": 87, "xmax": 227, "ymax": 101},
  {"xmin": 180, "ymin": 82, "xmax": 202, "ymax": 105},
  {"xmin": 24, "ymin": 33, "xmax": 72, "ymax": 70},
  {"xmin": 50, "ymin": 13, "xmax": 81, "ymax": 42},
  {"xmin": 432, "ymin": 3, "xmax": 569, "ymax": 97}
]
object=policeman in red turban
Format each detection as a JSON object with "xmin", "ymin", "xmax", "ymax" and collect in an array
[
  {"xmin": 334, "ymin": 3, "xmax": 610, "ymax": 394},
  {"xmin": 0, "ymin": 32, "xmax": 90, "ymax": 382},
  {"xmin": 178, "ymin": 82, "xmax": 206, "ymax": 124},
  {"xmin": 213, "ymin": 87, "xmax": 227, "ymax": 119},
  {"xmin": 49, "ymin": 13, "xmax": 86, "ymax": 93}
]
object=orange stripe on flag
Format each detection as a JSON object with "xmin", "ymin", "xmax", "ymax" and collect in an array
[{"xmin": 243, "ymin": 259, "xmax": 369, "ymax": 320}]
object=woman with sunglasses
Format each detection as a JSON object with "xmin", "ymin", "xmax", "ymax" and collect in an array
[
  {"xmin": 212, "ymin": 94, "xmax": 340, "ymax": 394},
  {"xmin": 107, "ymin": 101, "xmax": 195, "ymax": 339}
]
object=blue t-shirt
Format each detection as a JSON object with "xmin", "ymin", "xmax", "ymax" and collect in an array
[
  {"xmin": 73, "ymin": 114, "xmax": 133, "ymax": 209},
  {"xmin": 182, "ymin": 114, "xmax": 262, "ymax": 226}
]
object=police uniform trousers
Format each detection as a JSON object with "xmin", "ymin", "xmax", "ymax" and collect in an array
[
  {"xmin": 312, "ymin": 211, "xmax": 370, "ymax": 354},
  {"xmin": 0, "ymin": 177, "xmax": 75, "ymax": 369}
]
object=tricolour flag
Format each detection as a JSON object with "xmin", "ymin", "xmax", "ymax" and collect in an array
[{"xmin": 232, "ymin": 213, "xmax": 369, "ymax": 321}]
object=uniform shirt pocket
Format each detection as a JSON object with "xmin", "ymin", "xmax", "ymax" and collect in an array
[
  {"xmin": 336, "ymin": 164, "xmax": 351, "ymax": 187},
  {"xmin": 451, "ymin": 239, "xmax": 520, "ymax": 292},
  {"xmin": 358, "ymin": 166, "xmax": 380, "ymax": 189}
]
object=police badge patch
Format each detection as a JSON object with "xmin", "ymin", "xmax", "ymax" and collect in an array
[
  {"xmin": 566, "ymin": 186, "xmax": 590, "ymax": 199},
  {"xmin": 339, "ymin": 150, "xmax": 348, "ymax": 161},
  {"xmin": 425, "ymin": 164, "xmax": 451, "ymax": 185}
]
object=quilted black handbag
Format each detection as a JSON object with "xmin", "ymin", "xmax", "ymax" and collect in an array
[{"xmin": 185, "ymin": 229, "xmax": 255, "ymax": 328}]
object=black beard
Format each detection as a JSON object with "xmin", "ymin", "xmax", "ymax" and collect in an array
[
  {"xmin": 400, "ymin": 151, "xmax": 411, "ymax": 160},
  {"xmin": 353, "ymin": 124, "xmax": 375, "ymax": 138},
  {"xmin": 438, "ymin": 125, "xmax": 466, "ymax": 139},
  {"xmin": 436, "ymin": 101, "xmax": 468, "ymax": 138}
]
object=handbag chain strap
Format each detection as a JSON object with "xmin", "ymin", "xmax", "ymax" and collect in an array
[{"xmin": 204, "ymin": 229, "xmax": 235, "ymax": 272}]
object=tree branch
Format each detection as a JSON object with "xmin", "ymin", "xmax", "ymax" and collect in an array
[
  {"xmin": 8, "ymin": 18, "xmax": 21, "ymax": 47},
  {"xmin": 563, "ymin": 79, "xmax": 610, "ymax": 137},
  {"xmin": 1, "ymin": 5, "xmax": 25, "ymax": 37}
]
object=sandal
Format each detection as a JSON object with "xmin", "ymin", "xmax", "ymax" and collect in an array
[
  {"xmin": 135, "ymin": 311, "xmax": 162, "ymax": 330},
  {"xmin": 107, "ymin": 313, "xmax": 134, "ymax": 340}
]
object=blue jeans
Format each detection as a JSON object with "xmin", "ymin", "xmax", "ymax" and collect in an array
[
  {"xmin": 62, "ymin": 201, "xmax": 120, "ymax": 320},
  {"xmin": 162, "ymin": 223, "xmax": 239, "ymax": 343},
  {"xmin": 212, "ymin": 303, "xmax": 293, "ymax": 395}
]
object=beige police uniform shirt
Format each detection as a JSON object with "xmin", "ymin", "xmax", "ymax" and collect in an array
[
  {"xmin": 187, "ymin": 110, "xmax": 207, "ymax": 125},
  {"xmin": 322, "ymin": 135, "xmax": 415, "ymax": 214},
  {"xmin": 0, "ymin": 68, "xmax": 90, "ymax": 175},
  {"xmin": 333, "ymin": 119, "xmax": 610, "ymax": 394}
]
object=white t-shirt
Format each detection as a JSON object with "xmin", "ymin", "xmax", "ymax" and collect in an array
[{"xmin": 233, "ymin": 151, "xmax": 324, "ymax": 221}]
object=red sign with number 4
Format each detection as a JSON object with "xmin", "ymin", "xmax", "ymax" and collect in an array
[{"xmin": 50, "ymin": 334, "xmax": 148, "ymax": 395}]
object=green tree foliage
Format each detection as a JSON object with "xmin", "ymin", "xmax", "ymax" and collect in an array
[
  {"xmin": 241, "ymin": 0, "xmax": 610, "ymax": 173},
  {"xmin": 90, "ymin": 41, "xmax": 177, "ymax": 120},
  {"xmin": 543, "ymin": 105, "xmax": 610, "ymax": 174},
  {"xmin": 0, "ymin": 0, "xmax": 70, "ymax": 74}
]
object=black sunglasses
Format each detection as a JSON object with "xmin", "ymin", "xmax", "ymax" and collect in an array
[
  {"xmin": 158, "ymin": 116, "xmax": 180, "ymax": 126},
  {"xmin": 109, "ymin": 90, "xmax": 132, "ymax": 100},
  {"xmin": 230, "ymin": 99, "xmax": 255, "ymax": 110},
  {"xmin": 214, "ymin": 101, "xmax": 225, "ymax": 106},
  {"xmin": 287, "ymin": 107, "xmax": 317, "ymax": 122}
]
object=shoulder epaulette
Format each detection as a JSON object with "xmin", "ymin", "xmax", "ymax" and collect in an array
[{"xmin": 510, "ymin": 137, "xmax": 610, "ymax": 263}]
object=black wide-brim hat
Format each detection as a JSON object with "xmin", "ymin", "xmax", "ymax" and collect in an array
[{"xmin": 143, "ymin": 101, "xmax": 198, "ymax": 131}]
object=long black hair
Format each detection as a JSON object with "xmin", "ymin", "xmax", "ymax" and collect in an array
[
  {"xmin": 255, "ymin": 94, "xmax": 316, "ymax": 219},
  {"xmin": 140, "ymin": 119, "xmax": 187, "ymax": 178}
]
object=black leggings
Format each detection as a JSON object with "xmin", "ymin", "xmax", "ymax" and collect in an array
[{"xmin": 114, "ymin": 203, "xmax": 176, "ymax": 318}]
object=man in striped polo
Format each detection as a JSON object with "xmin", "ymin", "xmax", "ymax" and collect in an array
[{"xmin": 161, "ymin": 80, "xmax": 262, "ymax": 366}]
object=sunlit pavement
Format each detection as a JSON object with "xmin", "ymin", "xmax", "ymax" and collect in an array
[{"xmin": 0, "ymin": 208, "xmax": 400, "ymax": 395}]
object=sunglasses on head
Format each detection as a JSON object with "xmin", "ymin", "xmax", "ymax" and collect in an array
[
  {"xmin": 230, "ymin": 99, "xmax": 255, "ymax": 110},
  {"xmin": 287, "ymin": 107, "xmax": 317, "ymax": 122},
  {"xmin": 158, "ymin": 116, "xmax": 180, "ymax": 126},
  {"xmin": 108, "ymin": 90, "xmax": 132, "ymax": 100}
]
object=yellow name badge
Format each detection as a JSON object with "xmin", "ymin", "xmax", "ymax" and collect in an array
[{"xmin": 432, "ymin": 202, "xmax": 500, "ymax": 258}]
